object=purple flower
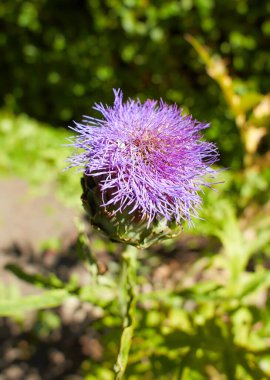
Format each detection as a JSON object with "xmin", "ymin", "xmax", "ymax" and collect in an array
[{"xmin": 68, "ymin": 89, "xmax": 219, "ymax": 227}]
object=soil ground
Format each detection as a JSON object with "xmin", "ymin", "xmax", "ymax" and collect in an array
[{"xmin": 0, "ymin": 178, "xmax": 85, "ymax": 379}]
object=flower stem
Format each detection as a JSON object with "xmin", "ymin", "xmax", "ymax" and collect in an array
[{"xmin": 114, "ymin": 245, "xmax": 138, "ymax": 380}]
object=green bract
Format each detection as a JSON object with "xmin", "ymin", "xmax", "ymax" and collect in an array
[{"xmin": 81, "ymin": 175, "xmax": 182, "ymax": 249}]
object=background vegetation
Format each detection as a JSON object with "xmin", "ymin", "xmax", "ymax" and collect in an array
[
  {"xmin": 1, "ymin": 0, "xmax": 270, "ymax": 167},
  {"xmin": 0, "ymin": 0, "xmax": 270, "ymax": 379}
]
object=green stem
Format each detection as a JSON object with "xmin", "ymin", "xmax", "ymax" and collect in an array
[{"xmin": 114, "ymin": 245, "xmax": 138, "ymax": 380}]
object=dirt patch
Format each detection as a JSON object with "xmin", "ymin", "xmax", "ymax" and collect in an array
[{"xmin": 0, "ymin": 178, "xmax": 79, "ymax": 253}]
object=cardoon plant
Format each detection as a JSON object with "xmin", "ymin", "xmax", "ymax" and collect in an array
[
  {"xmin": 67, "ymin": 89, "xmax": 218, "ymax": 379},
  {"xmin": 68, "ymin": 89, "xmax": 218, "ymax": 248}
]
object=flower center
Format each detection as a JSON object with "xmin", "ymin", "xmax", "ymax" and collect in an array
[{"xmin": 132, "ymin": 135, "xmax": 160, "ymax": 164}]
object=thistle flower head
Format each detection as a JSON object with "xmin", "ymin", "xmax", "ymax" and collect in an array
[{"xmin": 68, "ymin": 89, "xmax": 218, "ymax": 230}]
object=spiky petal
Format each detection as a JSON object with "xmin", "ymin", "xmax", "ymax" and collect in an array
[{"xmin": 67, "ymin": 89, "xmax": 219, "ymax": 227}]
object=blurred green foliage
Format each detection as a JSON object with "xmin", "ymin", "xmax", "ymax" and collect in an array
[
  {"xmin": 0, "ymin": 110, "xmax": 81, "ymax": 206},
  {"xmin": 1, "ymin": 0, "xmax": 270, "ymax": 167},
  {"xmin": 1, "ymin": 1, "xmax": 270, "ymax": 379},
  {"xmin": 3, "ymin": 193, "xmax": 270, "ymax": 379}
]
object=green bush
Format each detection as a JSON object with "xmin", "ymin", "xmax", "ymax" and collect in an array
[{"xmin": 1, "ymin": 0, "xmax": 269, "ymax": 165}]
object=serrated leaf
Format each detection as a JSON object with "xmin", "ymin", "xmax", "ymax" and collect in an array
[{"xmin": 5, "ymin": 263, "xmax": 64, "ymax": 289}]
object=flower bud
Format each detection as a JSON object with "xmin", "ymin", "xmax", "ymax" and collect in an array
[{"xmin": 81, "ymin": 174, "xmax": 182, "ymax": 248}]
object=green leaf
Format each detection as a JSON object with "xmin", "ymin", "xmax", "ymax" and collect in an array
[
  {"xmin": 238, "ymin": 92, "xmax": 263, "ymax": 113},
  {"xmin": 5, "ymin": 263, "xmax": 64, "ymax": 289},
  {"xmin": 236, "ymin": 271, "xmax": 270, "ymax": 299},
  {"xmin": 0, "ymin": 289, "xmax": 69, "ymax": 316},
  {"xmin": 249, "ymin": 93, "xmax": 270, "ymax": 126},
  {"xmin": 238, "ymin": 350, "xmax": 269, "ymax": 379}
]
